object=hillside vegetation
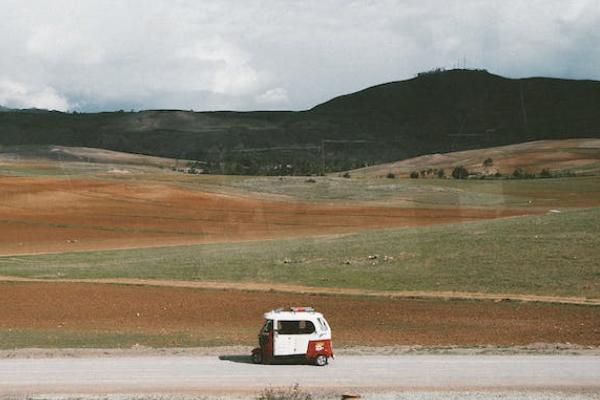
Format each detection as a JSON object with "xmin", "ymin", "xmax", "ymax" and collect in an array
[{"xmin": 2, "ymin": 69, "xmax": 600, "ymax": 174}]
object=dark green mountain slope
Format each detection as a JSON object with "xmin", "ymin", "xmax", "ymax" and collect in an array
[{"xmin": 2, "ymin": 69, "xmax": 600, "ymax": 175}]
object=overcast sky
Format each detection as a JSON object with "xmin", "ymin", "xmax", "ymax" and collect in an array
[{"xmin": 1, "ymin": 0, "xmax": 599, "ymax": 112}]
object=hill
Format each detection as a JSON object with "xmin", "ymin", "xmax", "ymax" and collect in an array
[
  {"xmin": 350, "ymin": 138, "xmax": 600, "ymax": 178},
  {"xmin": 0, "ymin": 145, "xmax": 181, "ymax": 168},
  {"xmin": 2, "ymin": 69, "xmax": 600, "ymax": 174}
]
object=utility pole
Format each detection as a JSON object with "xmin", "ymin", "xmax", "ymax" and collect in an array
[{"xmin": 321, "ymin": 140, "xmax": 326, "ymax": 176}]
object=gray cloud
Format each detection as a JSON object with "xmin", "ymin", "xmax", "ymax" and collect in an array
[{"xmin": 0, "ymin": 0, "xmax": 598, "ymax": 112}]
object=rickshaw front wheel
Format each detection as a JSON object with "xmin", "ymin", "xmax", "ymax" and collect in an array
[{"xmin": 252, "ymin": 351, "xmax": 263, "ymax": 364}]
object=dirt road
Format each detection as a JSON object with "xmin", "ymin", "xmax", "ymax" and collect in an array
[{"xmin": 1, "ymin": 355, "xmax": 599, "ymax": 396}]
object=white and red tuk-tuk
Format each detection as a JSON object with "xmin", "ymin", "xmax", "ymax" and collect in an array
[{"xmin": 252, "ymin": 307, "xmax": 333, "ymax": 366}]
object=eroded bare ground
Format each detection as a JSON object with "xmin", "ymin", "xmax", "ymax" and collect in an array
[
  {"xmin": 2, "ymin": 282, "xmax": 600, "ymax": 348},
  {"xmin": 0, "ymin": 175, "xmax": 538, "ymax": 256}
]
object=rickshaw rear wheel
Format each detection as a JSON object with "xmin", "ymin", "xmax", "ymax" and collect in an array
[
  {"xmin": 252, "ymin": 351, "xmax": 263, "ymax": 364},
  {"xmin": 314, "ymin": 354, "xmax": 328, "ymax": 366}
]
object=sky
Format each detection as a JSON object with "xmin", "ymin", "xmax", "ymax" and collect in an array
[{"xmin": 1, "ymin": 0, "xmax": 599, "ymax": 112}]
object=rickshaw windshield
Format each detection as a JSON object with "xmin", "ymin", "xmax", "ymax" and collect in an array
[
  {"xmin": 317, "ymin": 317, "xmax": 329, "ymax": 331},
  {"xmin": 261, "ymin": 319, "xmax": 273, "ymax": 333}
]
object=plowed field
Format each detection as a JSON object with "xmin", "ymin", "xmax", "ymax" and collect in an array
[
  {"xmin": 2, "ymin": 282, "xmax": 599, "ymax": 347},
  {"xmin": 0, "ymin": 175, "xmax": 530, "ymax": 255}
]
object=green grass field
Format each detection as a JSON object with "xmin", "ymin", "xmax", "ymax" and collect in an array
[
  {"xmin": 2, "ymin": 207, "xmax": 599, "ymax": 298},
  {"xmin": 0, "ymin": 329, "xmax": 233, "ymax": 349},
  {"xmin": 150, "ymin": 174, "xmax": 600, "ymax": 208}
]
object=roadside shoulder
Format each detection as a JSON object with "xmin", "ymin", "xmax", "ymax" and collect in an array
[{"xmin": 2, "ymin": 343, "xmax": 599, "ymax": 359}]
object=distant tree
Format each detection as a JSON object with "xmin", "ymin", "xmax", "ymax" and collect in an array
[
  {"xmin": 437, "ymin": 168, "xmax": 445, "ymax": 178},
  {"xmin": 483, "ymin": 158, "xmax": 494, "ymax": 167},
  {"xmin": 540, "ymin": 168, "xmax": 552, "ymax": 178},
  {"xmin": 342, "ymin": 172, "xmax": 351, "ymax": 178},
  {"xmin": 512, "ymin": 168, "xmax": 525, "ymax": 179},
  {"xmin": 452, "ymin": 166, "xmax": 469, "ymax": 179},
  {"xmin": 386, "ymin": 172, "xmax": 396, "ymax": 179},
  {"xmin": 417, "ymin": 67, "xmax": 446, "ymax": 77},
  {"xmin": 410, "ymin": 171, "xmax": 419, "ymax": 179}
]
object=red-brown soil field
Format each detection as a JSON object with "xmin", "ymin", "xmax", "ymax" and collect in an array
[
  {"xmin": 0, "ymin": 175, "xmax": 531, "ymax": 255},
  {"xmin": 2, "ymin": 282, "xmax": 599, "ymax": 347}
]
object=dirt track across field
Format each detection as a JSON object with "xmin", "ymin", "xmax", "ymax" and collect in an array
[
  {"xmin": 0, "ymin": 175, "xmax": 534, "ymax": 255},
  {"xmin": 1, "ymin": 276, "xmax": 598, "ymax": 306},
  {"xmin": 2, "ymin": 282, "xmax": 600, "ymax": 347}
]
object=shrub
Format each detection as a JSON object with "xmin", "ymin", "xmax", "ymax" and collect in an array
[
  {"xmin": 386, "ymin": 172, "xmax": 396, "ymax": 179},
  {"xmin": 342, "ymin": 172, "xmax": 351, "ymax": 179},
  {"xmin": 483, "ymin": 158, "xmax": 494, "ymax": 167},
  {"xmin": 257, "ymin": 384, "xmax": 312, "ymax": 400},
  {"xmin": 513, "ymin": 168, "xmax": 525, "ymax": 179},
  {"xmin": 512, "ymin": 168, "xmax": 538, "ymax": 179},
  {"xmin": 452, "ymin": 166, "xmax": 469, "ymax": 179},
  {"xmin": 410, "ymin": 171, "xmax": 419, "ymax": 179},
  {"xmin": 437, "ymin": 169, "xmax": 445, "ymax": 178},
  {"xmin": 540, "ymin": 168, "xmax": 552, "ymax": 178}
]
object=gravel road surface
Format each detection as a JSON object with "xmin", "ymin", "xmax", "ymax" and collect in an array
[{"xmin": 1, "ymin": 355, "xmax": 599, "ymax": 397}]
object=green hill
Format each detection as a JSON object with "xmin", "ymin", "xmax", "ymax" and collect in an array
[{"xmin": 2, "ymin": 69, "xmax": 600, "ymax": 175}]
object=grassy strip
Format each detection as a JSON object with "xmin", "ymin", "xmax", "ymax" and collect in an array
[
  {"xmin": 0, "ymin": 329, "xmax": 236, "ymax": 349},
  {"xmin": 225, "ymin": 175, "xmax": 600, "ymax": 205},
  {"xmin": 1, "ymin": 208, "xmax": 599, "ymax": 298}
]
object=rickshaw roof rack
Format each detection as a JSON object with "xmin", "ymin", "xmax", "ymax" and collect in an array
[{"xmin": 275, "ymin": 306, "xmax": 315, "ymax": 313}]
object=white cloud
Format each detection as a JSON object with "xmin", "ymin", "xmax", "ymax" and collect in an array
[
  {"xmin": 26, "ymin": 25, "xmax": 105, "ymax": 65},
  {"xmin": 256, "ymin": 88, "xmax": 289, "ymax": 105},
  {"xmin": 0, "ymin": 79, "xmax": 71, "ymax": 111},
  {"xmin": 177, "ymin": 39, "xmax": 259, "ymax": 95}
]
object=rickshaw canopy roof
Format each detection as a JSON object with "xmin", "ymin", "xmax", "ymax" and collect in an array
[{"xmin": 264, "ymin": 307, "xmax": 325, "ymax": 322}]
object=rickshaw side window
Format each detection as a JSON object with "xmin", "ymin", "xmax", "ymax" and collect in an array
[
  {"xmin": 277, "ymin": 320, "xmax": 315, "ymax": 335},
  {"xmin": 299, "ymin": 320, "xmax": 315, "ymax": 334}
]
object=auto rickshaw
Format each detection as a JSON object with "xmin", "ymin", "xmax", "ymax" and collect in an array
[{"xmin": 252, "ymin": 307, "xmax": 333, "ymax": 366}]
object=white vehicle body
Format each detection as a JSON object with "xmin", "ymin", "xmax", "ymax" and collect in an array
[
  {"xmin": 263, "ymin": 307, "xmax": 332, "ymax": 356},
  {"xmin": 252, "ymin": 307, "xmax": 333, "ymax": 365}
]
